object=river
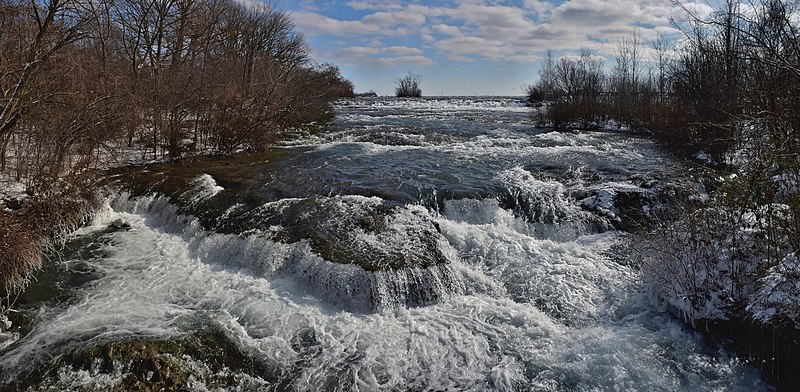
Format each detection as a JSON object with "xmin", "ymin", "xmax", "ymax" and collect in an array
[{"xmin": 0, "ymin": 97, "xmax": 771, "ymax": 390}]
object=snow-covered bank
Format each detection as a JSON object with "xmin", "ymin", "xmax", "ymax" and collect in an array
[
  {"xmin": 640, "ymin": 177, "xmax": 800, "ymax": 388},
  {"xmin": 0, "ymin": 174, "xmax": 26, "ymax": 207}
]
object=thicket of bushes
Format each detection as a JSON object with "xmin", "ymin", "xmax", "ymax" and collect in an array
[
  {"xmin": 528, "ymin": 0, "xmax": 799, "ymax": 163},
  {"xmin": 0, "ymin": 0, "xmax": 353, "ymax": 188},
  {"xmin": 0, "ymin": 0, "xmax": 352, "ymax": 296}
]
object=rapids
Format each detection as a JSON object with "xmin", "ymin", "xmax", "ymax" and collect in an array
[{"xmin": 0, "ymin": 97, "xmax": 772, "ymax": 390}]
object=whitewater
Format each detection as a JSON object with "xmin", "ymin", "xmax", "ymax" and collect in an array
[{"xmin": 0, "ymin": 97, "xmax": 771, "ymax": 390}]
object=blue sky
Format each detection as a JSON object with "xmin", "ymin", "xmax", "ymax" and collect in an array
[{"xmin": 274, "ymin": 0, "xmax": 714, "ymax": 96}]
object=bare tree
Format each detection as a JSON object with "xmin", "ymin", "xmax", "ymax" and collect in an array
[
  {"xmin": 527, "ymin": 50, "xmax": 560, "ymax": 104},
  {"xmin": 611, "ymin": 29, "xmax": 643, "ymax": 121},
  {"xmin": 651, "ymin": 33, "xmax": 672, "ymax": 103},
  {"xmin": 0, "ymin": 0, "xmax": 88, "ymax": 167},
  {"xmin": 543, "ymin": 49, "xmax": 605, "ymax": 129},
  {"xmin": 395, "ymin": 71, "xmax": 422, "ymax": 97},
  {"xmin": 0, "ymin": 0, "xmax": 353, "ymax": 176}
]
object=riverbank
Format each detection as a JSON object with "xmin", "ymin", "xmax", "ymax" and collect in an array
[{"xmin": 1, "ymin": 175, "xmax": 103, "ymax": 353}]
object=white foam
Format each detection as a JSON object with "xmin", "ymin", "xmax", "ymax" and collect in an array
[
  {"xmin": 0, "ymin": 193, "xmax": 770, "ymax": 390},
  {"xmin": 181, "ymin": 174, "xmax": 224, "ymax": 207},
  {"xmin": 495, "ymin": 167, "xmax": 610, "ymax": 239},
  {"xmin": 115, "ymin": 193, "xmax": 469, "ymax": 312},
  {"xmin": 438, "ymin": 197, "xmax": 631, "ymax": 324},
  {"xmin": 335, "ymin": 97, "xmax": 531, "ymax": 113}
]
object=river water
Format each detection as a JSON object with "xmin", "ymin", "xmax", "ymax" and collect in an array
[{"xmin": 1, "ymin": 97, "xmax": 771, "ymax": 390}]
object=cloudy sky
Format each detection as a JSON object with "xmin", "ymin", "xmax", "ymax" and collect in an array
[{"xmin": 274, "ymin": 0, "xmax": 715, "ymax": 96}]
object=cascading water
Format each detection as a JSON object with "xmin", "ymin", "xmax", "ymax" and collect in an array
[{"xmin": 0, "ymin": 97, "xmax": 772, "ymax": 390}]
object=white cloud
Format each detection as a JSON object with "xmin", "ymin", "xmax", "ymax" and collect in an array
[
  {"xmin": 507, "ymin": 54, "xmax": 541, "ymax": 63},
  {"xmin": 432, "ymin": 24, "xmax": 463, "ymax": 37},
  {"xmin": 362, "ymin": 10, "xmax": 426, "ymax": 26},
  {"xmin": 334, "ymin": 45, "xmax": 434, "ymax": 66},
  {"xmin": 338, "ymin": 46, "xmax": 381, "ymax": 57},
  {"xmin": 384, "ymin": 46, "xmax": 424, "ymax": 55},
  {"xmin": 449, "ymin": 55, "xmax": 473, "ymax": 62},
  {"xmin": 678, "ymin": 2, "xmax": 716, "ymax": 20},
  {"xmin": 524, "ymin": 0, "xmax": 554, "ymax": 14},
  {"xmin": 292, "ymin": 6, "xmax": 428, "ymax": 37},
  {"xmin": 347, "ymin": 1, "xmax": 403, "ymax": 11},
  {"xmin": 292, "ymin": 12, "xmax": 381, "ymax": 35},
  {"xmin": 297, "ymin": 0, "xmax": 318, "ymax": 12},
  {"xmin": 374, "ymin": 56, "xmax": 436, "ymax": 66},
  {"xmin": 296, "ymin": 0, "xmax": 693, "ymax": 66}
]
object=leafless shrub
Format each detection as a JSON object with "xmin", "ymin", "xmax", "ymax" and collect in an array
[
  {"xmin": 395, "ymin": 71, "xmax": 422, "ymax": 98},
  {"xmin": 0, "ymin": 175, "xmax": 100, "ymax": 296},
  {"xmin": 0, "ymin": 211, "xmax": 45, "ymax": 296},
  {"xmin": 1, "ymin": 0, "xmax": 351, "ymax": 171}
]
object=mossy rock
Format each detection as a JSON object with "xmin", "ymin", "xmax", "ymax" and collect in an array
[
  {"xmin": 278, "ymin": 198, "xmax": 445, "ymax": 271},
  {"xmin": 14, "ymin": 327, "xmax": 285, "ymax": 391},
  {"xmin": 209, "ymin": 196, "xmax": 448, "ymax": 271},
  {"xmin": 4, "ymin": 311, "xmax": 33, "ymax": 338},
  {"xmin": 67, "ymin": 340, "xmax": 192, "ymax": 390}
]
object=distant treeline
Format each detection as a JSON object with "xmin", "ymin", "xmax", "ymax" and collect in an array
[{"xmin": 0, "ymin": 0, "xmax": 354, "ymax": 186}]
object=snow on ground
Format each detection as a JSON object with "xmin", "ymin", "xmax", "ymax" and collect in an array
[
  {"xmin": 693, "ymin": 151, "xmax": 714, "ymax": 164},
  {"xmin": 748, "ymin": 253, "xmax": 800, "ymax": 328},
  {"xmin": 772, "ymin": 172, "xmax": 799, "ymax": 200},
  {"xmin": 1, "ymin": 140, "xmax": 223, "ymax": 209},
  {"xmin": 0, "ymin": 173, "xmax": 27, "ymax": 208},
  {"xmin": 578, "ymin": 182, "xmax": 651, "ymax": 221},
  {"xmin": 580, "ymin": 188, "xmax": 618, "ymax": 220},
  {"xmin": 94, "ymin": 142, "xmax": 219, "ymax": 168},
  {"xmin": 644, "ymin": 203, "xmax": 800, "ymax": 328}
]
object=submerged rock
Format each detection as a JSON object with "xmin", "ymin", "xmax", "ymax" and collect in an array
[
  {"xmin": 283, "ymin": 197, "xmax": 445, "ymax": 271},
  {"xmin": 106, "ymin": 192, "xmax": 466, "ymax": 313}
]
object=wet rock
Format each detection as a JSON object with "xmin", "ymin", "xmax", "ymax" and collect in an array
[
  {"xmin": 613, "ymin": 189, "xmax": 656, "ymax": 232},
  {"xmin": 9, "ymin": 327, "xmax": 281, "ymax": 391},
  {"xmin": 580, "ymin": 188, "xmax": 619, "ymax": 221},
  {"xmin": 579, "ymin": 182, "xmax": 676, "ymax": 233},
  {"xmin": 108, "ymin": 218, "xmax": 131, "ymax": 231},
  {"xmin": 241, "ymin": 196, "xmax": 449, "ymax": 271},
  {"xmin": 2, "ymin": 310, "xmax": 32, "ymax": 340}
]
